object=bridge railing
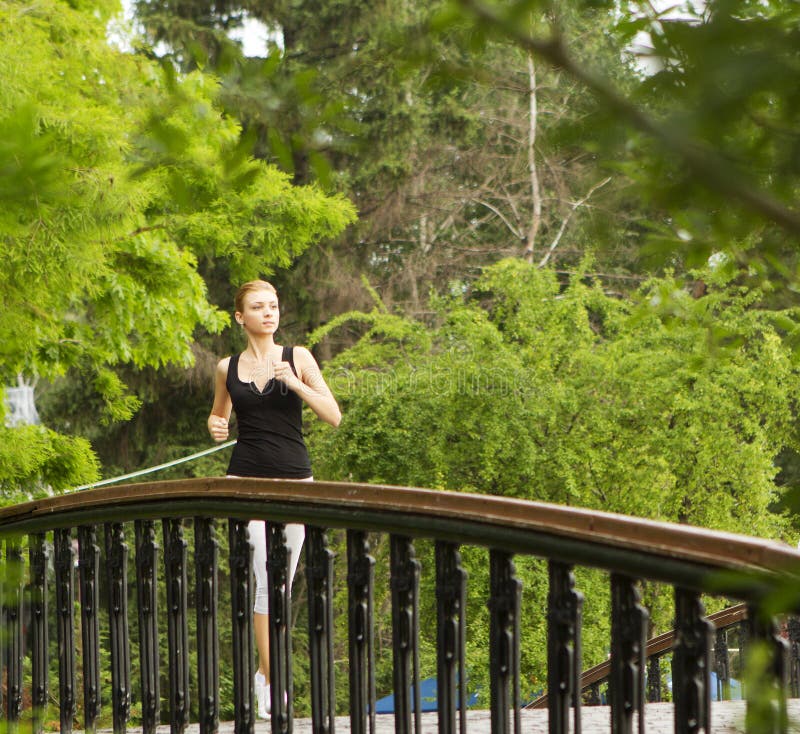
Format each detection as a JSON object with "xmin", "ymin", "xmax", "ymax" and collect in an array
[
  {"xmin": 527, "ymin": 603, "xmax": 793, "ymax": 708},
  {"xmin": 1, "ymin": 477, "xmax": 798, "ymax": 734}
]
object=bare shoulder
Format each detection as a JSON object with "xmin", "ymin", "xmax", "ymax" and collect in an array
[
  {"xmin": 293, "ymin": 346, "xmax": 322, "ymax": 382},
  {"xmin": 292, "ymin": 346, "xmax": 316, "ymax": 366},
  {"xmin": 216, "ymin": 356, "xmax": 232, "ymax": 376}
]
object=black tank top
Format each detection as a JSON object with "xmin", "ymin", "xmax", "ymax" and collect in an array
[{"xmin": 225, "ymin": 347, "xmax": 312, "ymax": 478}]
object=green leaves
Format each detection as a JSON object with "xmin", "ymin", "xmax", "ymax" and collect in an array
[
  {"xmin": 0, "ymin": 418, "xmax": 100, "ymax": 498},
  {"xmin": 440, "ymin": 0, "xmax": 800, "ymax": 298},
  {"xmin": 0, "ymin": 105, "xmax": 68, "ymax": 217},
  {"xmin": 0, "ymin": 0, "xmax": 355, "ymax": 493},
  {"xmin": 311, "ymin": 259, "xmax": 798, "ymax": 536},
  {"xmin": 615, "ymin": 0, "xmax": 800, "ymax": 278},
  {"xmin": 306, "ymin": 259, "xmax": 800, "ymax": 700}
]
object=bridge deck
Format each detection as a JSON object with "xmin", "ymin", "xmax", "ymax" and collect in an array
[{"xmin": 93, "ymin": 700, "xmax": 800, "ymax": 734}]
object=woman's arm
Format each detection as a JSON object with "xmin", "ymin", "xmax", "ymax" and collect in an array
[
  {"xmin": 274, "ymin": 347, "xmax": 342, "ymax": 427},
  {"xmin": 208, "ymin": 358, "xmax": 233, "ymax": 441}
]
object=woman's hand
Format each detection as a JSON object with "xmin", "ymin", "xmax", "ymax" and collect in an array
[
  {"xmin": 273, "ymin": 359, "xmax": 302, "ymax": 391},
  {"xmin": 208, "ymin": 415, "xmax": 229, "ymax": 442},
  {"xmin": 291, "ymin": 348, "xmax": 342, "ymax": 427}
]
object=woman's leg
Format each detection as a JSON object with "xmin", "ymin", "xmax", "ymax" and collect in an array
[
  {"xmin": 249, "ymin": 519, "xmax": 270, "ymax": 677},
  {"xmin": 249, "ymin": 477, "xmax": 311, "ymax": 716},
  {"xmin": 250, "ymin": 521, "xmax": 307, "ymax": 675}
]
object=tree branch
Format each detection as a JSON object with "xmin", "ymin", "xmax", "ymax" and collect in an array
[
  {"xmin": 474, "ymin": 199, "xmax": 522, "ymax": 238},
  {"xmin": 456, "ymin": 0, "xmax": 800, "ymax": 235},
  {"xmin": 538, "ymin": 176, "xmax": 612, "ymax": 267}
]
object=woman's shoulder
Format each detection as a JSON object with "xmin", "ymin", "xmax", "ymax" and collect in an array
[
  {"xmin": 289, "ymin": 345, "xmax": 315, "ymax": 364},
  {"xmin": 290, "ymin": 346, "xmax": 320, "ymax": 380},
  {"xmin": 216, "ymin": 355, "xmax": 234, "ymax": 375}
]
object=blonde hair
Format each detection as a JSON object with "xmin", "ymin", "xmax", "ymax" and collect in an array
[{"xmin": 235, "ymin": 280, "xmax": 278, "ymax": 313}]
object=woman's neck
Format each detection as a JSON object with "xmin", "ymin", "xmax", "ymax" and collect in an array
[{"xmin": 243, "ymin": 336, "xmax": 278, "ymax": 362}]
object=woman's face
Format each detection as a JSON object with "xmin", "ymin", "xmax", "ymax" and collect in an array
[{"xmin": 237, "ymin": 288, "xmax": 280, "ymax": 335}]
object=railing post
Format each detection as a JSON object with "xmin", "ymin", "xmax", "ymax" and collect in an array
[
  {"xmin": 488, "ymin": 550, "xmax": 521, "ymax": 734},
  {"xmin": 672, "ymin": 588, "xmax": 713, "ymax": 734},
  {"xmin": 788, "ymin": 617, "xmax": 800, "ymax": 699},
  {"xmin": 135, "ymin": 520, "xmax": 161, "ymax": 734},
  {"xmin": 609, "ymin": 574, "xmax": 648, "ymax": 734},
  {"xmin": 228, "ymin": 518, "xmax": 256, "ymax": 734},
  {"xmin": 714, "ymin": 628, "xmax": 731, "ymax": 701},
  {"xmin": 78, "ymin": 525, "xmax": 102, "ymax": 734},
  {"xmin": 390, "ymin": 535, "xmax": 422, "ymax": 734},
  {"xmin": 6, "ymin": 537, "xmax": 24, "ymax": 726},
  {"xmin": 646, "ymin": 656, "xmax": 661, "ymax": 703},
  {"xmin": 0, "ymin": 564, "xmax": 3, "ymax": 722},
  {"xmin": 29, "ymin": 533, "xmax": 49, "ymax": 734},
  {"xmin": 195, "ymin": 517, "xmax": 220, "ymax": 734},
  {"xmin": 268, "ymin": 522, "xmax": 293, "ymax": 734},
  {"xmin": 307, "ymin": 526, "xmax": 336, "ymax": 734},
  {"xmin": 347, "ymin": 529, "xmax": 376, "ymax": 734},
  {"xmin": 163, "ymin": 518, "xmax": 190, "ymax": 734},
  {"xmin": 547, "ymin": 561, "xmax": 583, "ymax": 734},
  {"xmin": 746, "ymin": 606, "xmax": 789, "ymax": 734},
  {"xmin": 0, "ymin": 564, "xmax": 3, "ymax": 720},
  {"xmin": 739, "ymin": 617, "xmax": 749, "ymax": 691},
  {"xmin": 436, "ymin": 541, "xmax": 468, "ymax": 734},
  {"xmin": 54, "ymin": 528, "xmax": 76, "ymax": 734},
  {"xmin": 105, "ymin": 522, "xmax": 131, "ymax": 734}
]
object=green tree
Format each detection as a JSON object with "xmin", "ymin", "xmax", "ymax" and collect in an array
[
  {"xmin": 312, "ymin": 259, "xmax": 797, "ymax": 534},
  {"xmin": 131, "ymin": 0, "xmax": 650, "ymax": 312},
  {"xmin": 445, "ymin": 0, "xmax": 800, "ymax": 292},
  {"xmin": 96, "ymin": 0, "xmax": 652, "ymax": 482},
  {"xmin": 307, "ymin": 258, "xmax": 800, "ymax": 692},
  {"xmin": 0, "ymin": 0, "xmax": 355, "ymax": 497}
]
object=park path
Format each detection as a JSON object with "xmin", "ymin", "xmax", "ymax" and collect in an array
[{"xmin": 99, "ymin": 700, "xmax": 800, "ymax": 734}]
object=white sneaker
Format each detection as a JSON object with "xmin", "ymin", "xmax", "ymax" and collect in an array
[{"xmin": 255, "ymin": 672, "xmax": 270, "ymax": 718}]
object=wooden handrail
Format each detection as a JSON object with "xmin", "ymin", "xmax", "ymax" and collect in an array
[
  {"xmin": 527, "ymin": 603, "xmax": 749, "ymax": 709},
  {"xmin": 1, "ymin": 478, "xmax": 798, "ymax": 593}
]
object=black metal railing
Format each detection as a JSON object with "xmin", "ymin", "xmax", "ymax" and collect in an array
[
  {"xmin": 529, "ymin": 602, "xmax": 795, "ymax": 708},
  {"xmin": 1, "ymin": 477, "xmax": 799, "ymax": 734}
]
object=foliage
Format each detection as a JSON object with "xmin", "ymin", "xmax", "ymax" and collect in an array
[
  {"xmin": 69, "ymin": 0, "xmax": 658, "ymax": 485},
  {"xmin": 106, "ymin": 0, "xmax": 666, "ymax": 509},
  {"xmin": 311, "ymin": 259, "xmax": 798, "ymax": 533},
  {"xmin": 0, "ymin": 0, "xmax": 355, "ymax": 500},
  {"xmin": 0, "ymin": 423, "xmax": 99, "ymax": 497},
  {"xmin": 307, "ymin": 258, "xmax": 800, "ymax": 690},
  {"xmin": 444, "ymin": 0, "xmax": 800, "ymax": 298},
  {"xmin": 617, "ymin": 0, "xmax": 800, "ymax": 269},
  {"xmin": 132, "ymin": 0, "xmax": 648, "ymax": 319}
]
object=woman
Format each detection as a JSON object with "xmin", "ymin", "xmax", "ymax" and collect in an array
[{"xmin": 208, "ymin": 280, "xmax": 341, "ymax": 718}]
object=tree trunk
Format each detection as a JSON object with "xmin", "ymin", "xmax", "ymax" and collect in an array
[{"xmin": 523, "ymin": 51, "xmax": 542, "ymax": 263}]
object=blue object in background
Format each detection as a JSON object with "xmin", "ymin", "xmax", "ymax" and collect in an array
[
  {"xmin": 375, "ymin": 678, "xmax": 479, "ymax": 714},
  {"xmin": 375, "ymin": 672, "xmax": 741, "ymax": 713},
  {"xmin": 710, "ymin": 672, "xmax": 743, "ymax": 701}
]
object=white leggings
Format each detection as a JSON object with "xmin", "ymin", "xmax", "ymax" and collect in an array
[
  {"xmin": 248, "ymin": 519, "xmax": 306, "ymax": 615},
  {"xmin": 231, "ymin": 475, "xmax": 312, "ymax": 615}
]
